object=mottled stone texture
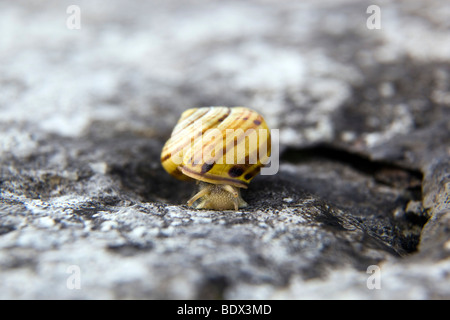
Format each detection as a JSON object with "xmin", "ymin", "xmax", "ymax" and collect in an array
[{"xmin": 0, "ymin": 0, "xmax": 449, "ymax": 299}]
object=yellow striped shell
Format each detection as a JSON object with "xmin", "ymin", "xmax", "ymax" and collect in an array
[{"xmin": 161, "ymin": 106, "xmax": 271, "ymax": 210}]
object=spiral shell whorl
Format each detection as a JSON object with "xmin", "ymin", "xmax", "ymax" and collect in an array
[{"xmin": 161, "ymin": 106, "xmax": 271, "ymax": 189}]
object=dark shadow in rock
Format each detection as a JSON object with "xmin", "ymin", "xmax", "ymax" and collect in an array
[
  {"xmin": 109, "ymin": 159, "xmax": 194, "ymax": 205},
  {"xmin": 247, "ymin": 172, "xmax": 406, "ymax": 258},
  {"xmin": 196, "ymin": 274, "xmax": 230, "ymax": 300},
  {"xmin": 83, "ymin": 122, "xmax": 193, "ymax": 205},
  {"xmin": 279, "ymin": 144, "xmax": 426, "ymax": 254},
  {"xmin": 106, "ymin": 137, "xmax": 194, "ymax": 205},
  {"xmin": 107, "ymin": 243, "xmax": 154, "ymax": 257}
]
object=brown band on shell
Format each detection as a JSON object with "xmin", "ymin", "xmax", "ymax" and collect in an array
[
  {"xmin": 201, "ymin": 162, "xmax": 214, "ymax": 174},
  {"xmin": 228, "ymin": 165, "xmax": 244, "ymax": 178},
  {"xmin": 244, "ymin": 166, "xmax": 261, "ymax": 181},
  {"xmin": 180, "ymin": 166, "xmax": 249, "ymax": 189},
  {"xmin": 161, "ymin": 107, "xmax": 231, "ymax": 164}
]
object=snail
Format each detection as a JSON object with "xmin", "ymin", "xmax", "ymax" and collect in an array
[{"xmin": 161, "ymin": 106, "xmax": 271, "ymax": 210}]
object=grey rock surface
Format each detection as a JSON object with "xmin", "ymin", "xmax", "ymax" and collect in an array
[{"xmin": 1, "ymin": 0, "xmax": 449, "ymax": 299}]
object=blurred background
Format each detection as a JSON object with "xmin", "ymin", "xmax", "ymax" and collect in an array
[
  {"xmin": 1, "ymin": 0, "xmax": 449, "ymax": 299},
  {"xmin": 1, "ymin": 0, "xmax": 448, "ymax": 158}
]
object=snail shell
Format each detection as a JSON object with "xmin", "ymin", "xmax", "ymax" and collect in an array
[{"xmin": 161, "ymin": 106, "xmax": 271, "ymax": 210}]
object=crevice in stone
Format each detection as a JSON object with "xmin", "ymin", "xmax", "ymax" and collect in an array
[
  {"xmin": 281, "ymin": 144, "xmax": 423, "ymax": 189},
  {"xmin": 280, "ymin": 144, "xmax": 427, "ymax": 254}
]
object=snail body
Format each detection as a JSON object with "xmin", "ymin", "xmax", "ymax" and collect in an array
[{"xmin": 161, "ymin": 106, "xmax": 271, "ymax": 210}]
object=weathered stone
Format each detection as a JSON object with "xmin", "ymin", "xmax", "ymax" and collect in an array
[{"xmin": 0, "ymin": 0, "xmax": 449, "ymax": 299}]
